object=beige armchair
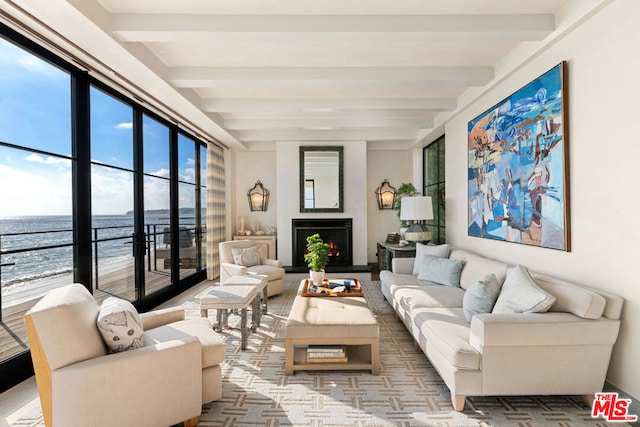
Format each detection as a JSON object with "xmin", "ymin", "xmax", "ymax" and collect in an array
[
  {"xmin": 219, "ymin": 240, "xmax": 285, "ymax": 296},
  {"xmin": 24, "ymin": 283, "xmax": 225, "ymax": 427}
]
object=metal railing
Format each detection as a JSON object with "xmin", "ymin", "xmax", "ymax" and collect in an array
[{"xmin": 0, "ymin": 223, "xmax": 202, "ymax": 319}]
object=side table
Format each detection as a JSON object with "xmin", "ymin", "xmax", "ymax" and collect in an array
[{"xmin": 377, "ymin": 242, "xmax": 418, "ymax": 271}]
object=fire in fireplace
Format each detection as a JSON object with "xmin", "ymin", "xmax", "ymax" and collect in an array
[{"xmin": 292, "ymin": 218, "xmax": 352, "ymax": 268}]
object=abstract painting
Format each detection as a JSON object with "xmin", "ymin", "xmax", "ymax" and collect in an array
[{"xmin": 468, "ymin": 62, "xmax": 569, "ymax": 251}]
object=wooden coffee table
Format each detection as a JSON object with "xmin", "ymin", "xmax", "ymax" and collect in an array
[{"xmin": 284, "ymin": 279, "xmax": 380, "ymax": 375}]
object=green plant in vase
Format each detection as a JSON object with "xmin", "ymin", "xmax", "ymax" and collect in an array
[{"xmin": 304, "ymin": 233, "xmax": 330, "ymax": 284}]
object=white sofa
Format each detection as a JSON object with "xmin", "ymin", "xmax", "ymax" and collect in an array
[{"xmin": 380, "ymin": 246, "xmax": 623, "ymax": 411}]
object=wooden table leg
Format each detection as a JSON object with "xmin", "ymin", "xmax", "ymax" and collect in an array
[{"xmin": 284, "ymin": 339, "xmax": 294, "ymax": 375}]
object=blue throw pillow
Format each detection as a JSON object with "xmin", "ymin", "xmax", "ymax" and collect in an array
[
  {"xmin": 416, "ymin": 255, "xmax": 464, "ymax": 287},
  {"xmin": 462, "ymin": 273, "xmax": 501, "ymax": 322}
]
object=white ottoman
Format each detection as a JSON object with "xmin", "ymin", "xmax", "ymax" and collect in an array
[
  {"xmin": 198, "ymin": 285, "xmax": 259, "ymax": 350},
  {"xmin": 222, "ymin": 274, "xmax": 269, "ymax": 325}
]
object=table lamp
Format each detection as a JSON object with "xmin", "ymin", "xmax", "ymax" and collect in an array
[{"xmin": 400, "ymin": 196, "xmax": 433, "ymax": 244}]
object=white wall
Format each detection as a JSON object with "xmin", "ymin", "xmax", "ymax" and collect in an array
[
  {"xmin": 231, "ymin": 150, "xmax": 278, "ymax": 237},
  {"xmin": 276, "ymin": 141, "xmax": 368, "ymax": 266},
  {"xmin": 366, "ymin": 149, "xmax": 414, "ymax": 261},
  {"xmin": 442, "ymin": 0, "xmax": 640, "ymax": 399}
]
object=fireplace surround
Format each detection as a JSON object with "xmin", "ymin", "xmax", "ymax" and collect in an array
[{"xmin": 291, "ymin": 218, "xmax": 352, "ymax": 269}]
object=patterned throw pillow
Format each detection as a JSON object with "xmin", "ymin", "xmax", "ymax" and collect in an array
[
  {"xmin": 231, "ymin": 246, "xmax": 262, "ymax": 267},
  {"xmin": 97, "ymin": 297, "xmax": 144, "ymax": 353}
]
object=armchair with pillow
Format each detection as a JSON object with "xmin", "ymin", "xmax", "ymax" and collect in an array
[
  {"xmin": 219, "ymin": 239, "xmax": 285, "ymax": 296},
  {"xmin": 379, "ymin": 244, "xmax": 624, "ymax": 412},
  {"xmin": 24, "ymin": 283, "xmax": 225, "ymax": 427}
]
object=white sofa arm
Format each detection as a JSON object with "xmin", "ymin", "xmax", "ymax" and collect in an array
[
  {"xmin": 264, "ymin": 259, "xmax": 283, "ymax": 268},
  {"xmin": 140, "ymin": 306, "xmax": 185, "ymax": 331},
  {"xmin": 51, "ymin": 337, "xmax": 202, "ymax": 426},
  {"xmin": 469, "ymin": 312, "xmax": 620, "ymax": 352},
  {"xmin": 220, "ymin": 262, "xmax": 248, "ymax": 281},
  {"xmin": 392, "ymin": 257, "xmax": 415, "ymax": 274}
]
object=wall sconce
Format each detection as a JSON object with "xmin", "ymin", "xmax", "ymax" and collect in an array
[
  {"xmin": 375, "ymin": 179, "xmax": 396, "ymax": 210},
  {"xmin": 247, "ymin": 180, "xmax": 270, "ymax": 211}
]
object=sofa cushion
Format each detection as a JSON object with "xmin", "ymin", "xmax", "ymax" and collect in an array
[
  {"xmin": 458, "ymin": 254, "xmax": 509, "ymax": 290},
  {"xmin": 394, "ymin": 285, "xmax": 466, "ymax": 312},
  {"xmin": 493, "ymin": 265, "xmax": 556, "ymax": 314},
  {"xmin": 144, "ymin": 317, "xmax": 226, "ymax": 367},
  {"xmin": 462, "ymin": 273, "xmax": 501, "ymax": 322},
  {"xmin": 413, "ymin": 307, "xmax": 480, "ymax": 370},
  {"xmin": 412, "ymin": 243, "xmax": 451, "ymax": 275},
  {"xmin": 247, "ymin": 264, "xmax": 285, "ymax": 281},
  {"xmin": 416, "ymin": 255, "xmax": 464, "ymax": 287},
  {"xmin": 97, "ymin": 297, "xmax": 145, "ymax": 353},
  {"xmin": 532, "ymin": 273, "xmax": 606, "ymax": 319},
  {"xmin": 231, "ymin": 246, "xmax": 262, "ymax": 267}
]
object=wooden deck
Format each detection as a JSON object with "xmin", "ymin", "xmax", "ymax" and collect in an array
[{"xmin": 0, "ymin": 261, "xmax": 198, "ymax": 362}]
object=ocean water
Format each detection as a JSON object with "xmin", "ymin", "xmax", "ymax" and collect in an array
[{"xmin": 0, "ymin": 215, "xmax": 175, "ymax": 294}]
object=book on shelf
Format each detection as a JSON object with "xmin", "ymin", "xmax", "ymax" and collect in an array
[
  {"xmin": 306, "ymin": 355, "xmax": 348, "ymax": 363},
  {"xmin": 307, "ymin": 345, "xmax": 345, "ymax": 354},
  {"xmin": 306, "ymin": 345, "xmax": 348, "ymax": 362}
]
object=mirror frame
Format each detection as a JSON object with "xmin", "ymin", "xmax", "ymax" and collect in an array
[{"xmin": 299, "ymin": 146, "xmax": 344, "ymax": 213}]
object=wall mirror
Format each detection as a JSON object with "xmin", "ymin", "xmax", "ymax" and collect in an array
[{"xmin": 300, "ymin": 146, "xmax": 344, "ymax": 212}]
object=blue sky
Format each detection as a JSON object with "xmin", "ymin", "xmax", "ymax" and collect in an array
[{"xmin": 0, "ymin": 37, "xmax": 202, "ymax": 217}]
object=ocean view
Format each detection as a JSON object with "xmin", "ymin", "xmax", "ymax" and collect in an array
[{"xmin": 0, "ymin": 214, "xmax": 177, "ymax": 303}]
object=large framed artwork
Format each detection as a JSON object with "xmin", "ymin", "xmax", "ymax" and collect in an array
[{"xmin": 468, "ymin": 62, "xmax": 570, "ymax": 251}]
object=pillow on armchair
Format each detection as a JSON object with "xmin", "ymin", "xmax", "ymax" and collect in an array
[
  {"xmin": 231, "ymin": 246, "xmax": 262, "ymax": 267},
  {"xmin": 97, "ymin": 297, "xmax": 144, "ymax": 353}
]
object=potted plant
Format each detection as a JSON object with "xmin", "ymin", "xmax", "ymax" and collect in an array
[
  {"xmin": 394, "ymin": 183, "xmax": 419, "ymax": 237},
  {"xmin": 304, "ymin": 233, "xmax": 330, "ymax": 284}
]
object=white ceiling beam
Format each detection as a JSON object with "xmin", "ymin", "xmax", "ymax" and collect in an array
[
  {"xmin": 224, "ymin": 117, "xmax": 434, "ymax": 130},
  {"xmin": 203, "ymin": 98, "xmax": 455, "ymax": 112},
  {"xmin": 111, "ymin": 14, "xmax": 554, "ymax": 42},
  {"xmin": 168, "ymin": 66, "xmax": 493, "ymax": 86},
  {"xmin": 237, "ymin": 128, "xmax": 420, "ymax": 142},
  {"xmin": 222, "ymin": 110, "xmax": 436, "ymax": 120}
]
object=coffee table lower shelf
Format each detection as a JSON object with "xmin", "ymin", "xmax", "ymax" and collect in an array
[{"xmin": 285, "ymin": 338, "xmax": 379, "ymax": 375}]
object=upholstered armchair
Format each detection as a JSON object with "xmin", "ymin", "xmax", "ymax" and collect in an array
[
  {"xmin": 24, "ymin": 283, "xmax": 225, "ymax": 427},
  {"xmin": 219, "ymin": 239, "xmax": 285, "ymax": 296}
]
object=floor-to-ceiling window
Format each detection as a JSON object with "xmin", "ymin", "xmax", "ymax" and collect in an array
[
  {"xmin": 423, "ymin": 135, "xmax": 446, "ymax": 244},
  {"xmin": 0, "ymin": 25, "xmax": 217, "ymax": 391}
]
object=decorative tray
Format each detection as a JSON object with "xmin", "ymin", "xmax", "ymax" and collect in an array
[{"xmin": 301, "ymin": 278, "xmax": 363, "ymax": 297}]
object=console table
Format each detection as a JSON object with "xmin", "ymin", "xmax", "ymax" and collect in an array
[{"xmin": 377, "ymin": 242, "xmax": 417, "ymax": 271}]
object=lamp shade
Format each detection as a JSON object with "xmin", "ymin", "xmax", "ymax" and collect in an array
[
  {"xmin": 247, "ymin": 180, "xmax": 269, "ymax": 211},
  {"xmin": 400, "ymin": 196, "xmax": 434, "ymax": 221},
  {"xmin": 375, "ymin": 179, "xmax": 396, "ymax": 210}
]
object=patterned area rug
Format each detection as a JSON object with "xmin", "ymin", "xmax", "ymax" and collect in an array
[{"xmin": 10, "ymin": 280, "xmax": 624, "ymax": 426}]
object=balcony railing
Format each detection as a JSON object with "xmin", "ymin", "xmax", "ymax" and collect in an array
[{"xmin": 0, "ymin": 223, "xmax": 202, "ymax": 320}]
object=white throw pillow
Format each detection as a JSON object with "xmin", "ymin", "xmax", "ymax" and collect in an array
[
  {"xmin": 492, "ymin": 265, "xmax": 556, "ymax": 314},
  {"xmin": 231, "ymin": 246, "xmax": 262, "ymax": 267},
  {"xmin": 416, "ymin": 254, "xmax": 464, "ymax": 287},
  {"xmin": 462, "ymin": 273, "xmax": 501, "ymax": 322},
  {"xmin": 97, "ymin": 297, "xmax": 144, "ymax": 353},
  {"xmin": 412, "ymin": 243, "xmax": 450, "ymax": 275}
]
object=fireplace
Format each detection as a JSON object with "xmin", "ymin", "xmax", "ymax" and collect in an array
[{"xmin": 292, "ymin": 218, "xmax": 352, "ymax": 269}]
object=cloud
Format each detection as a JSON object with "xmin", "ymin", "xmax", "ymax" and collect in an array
[
  {"xmin": 115, "ymin": 122, "xmax": 133, "ymax": 129},
  {"xmin": 25, "ymin": 153, "xmax": 71, "ymax": 166}
]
